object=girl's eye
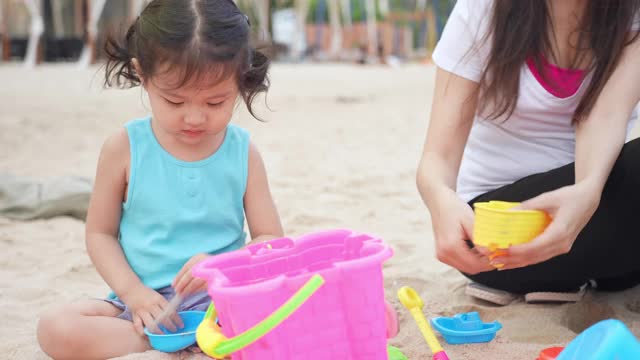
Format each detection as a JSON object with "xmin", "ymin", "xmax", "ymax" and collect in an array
[
  {"xmin": 207, "ymin": 101, "xmax": 224, "ymax": 107},
  {"xmin": 164, "ymin": 98, "xmax": 184, "ymax": 106}
]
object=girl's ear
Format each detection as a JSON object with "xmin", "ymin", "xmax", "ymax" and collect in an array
[{"xmin": 132, "ymin": 58, "xmax": 145, "ymax": 86}]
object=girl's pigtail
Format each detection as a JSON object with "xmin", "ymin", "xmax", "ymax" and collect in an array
[
  {"xmin": 240, "ymin": 47, "xmax": 271, "ymax": 120},
  {"xmin": 104, "ymin": 19, "xmax": 140, "ymax": 88}
]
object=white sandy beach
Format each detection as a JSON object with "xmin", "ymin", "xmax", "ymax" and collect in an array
[{"xmin": 1, "ymin": 63, "xmax": 639, "ymax": 360}]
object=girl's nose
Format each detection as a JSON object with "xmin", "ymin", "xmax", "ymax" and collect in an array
[{"xmin": 184, "ymin": 109, "xmax": 206, "ymax": 126}]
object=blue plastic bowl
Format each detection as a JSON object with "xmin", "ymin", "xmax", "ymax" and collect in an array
[{"xmin": 144, "ymin": 311, "xmax": 205, "ymax": 352}]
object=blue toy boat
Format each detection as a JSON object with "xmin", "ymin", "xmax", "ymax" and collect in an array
[
  {"xmin": 431, "ymin": 312, "xmax": 502, "ymax": 345},
  {"xmin": 557, "ymin": 319, "xmax": 640, "ymax": 360}
]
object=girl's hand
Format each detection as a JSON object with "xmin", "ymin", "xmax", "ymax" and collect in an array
[
  {"xmin": 122, "ymin": 284, "xmax": 183, "ymax": 336},
  {"xmin": 431, "ymin": 189, "xmax": 494, "ymax": 275},
  {"xmin": 172, "ymin": 253, "xmax": 209, "ymax": 296},
  {"xmin": 495, "ymin": 183, "xmax": 601, "ymax": 270}
]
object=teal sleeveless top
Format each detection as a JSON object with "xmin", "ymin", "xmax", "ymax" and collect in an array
[{"xmin": 119, "ymin": 117, "xmax": 248, "ymax": 290}]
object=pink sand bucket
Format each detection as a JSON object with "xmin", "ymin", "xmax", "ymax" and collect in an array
[{"xmin": 192, "ymin": 229, "xmax": 394, "ymax": 359}]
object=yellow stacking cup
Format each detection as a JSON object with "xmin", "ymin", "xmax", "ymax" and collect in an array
[{"xmin": 473, "ymin": 201, "xmax": 551, "ymax": 264}]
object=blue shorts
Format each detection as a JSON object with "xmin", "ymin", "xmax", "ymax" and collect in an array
[{"xmin": 103, "ymin": 286, "xmax": 211, "ymax": 322}]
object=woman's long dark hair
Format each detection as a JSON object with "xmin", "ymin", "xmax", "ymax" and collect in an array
[
  {"xmin": 103, "ymin": 0, "xmax": 270, "ymax": 119},
  {"xmin": 479, "ymin": 0, "xmax": 640, "ymax": 123}
]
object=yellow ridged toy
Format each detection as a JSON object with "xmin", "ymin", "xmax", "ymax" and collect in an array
[{"xmin": 473, "ymin": 201, "xmax": 550, "ymax": 265}]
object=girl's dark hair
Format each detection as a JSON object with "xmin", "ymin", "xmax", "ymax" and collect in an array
[
  {"xmin": 478, "ymin": 0, "xmax": 640, "ymax": 123},
  {"xmin": 104, "ymin": 0, "xmax": 269, "ymax": 119}
]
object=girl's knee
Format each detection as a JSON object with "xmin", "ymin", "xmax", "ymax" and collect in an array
[{"xmin": 37, "ymin": 305, "xmax": 79, "ymax": 359}]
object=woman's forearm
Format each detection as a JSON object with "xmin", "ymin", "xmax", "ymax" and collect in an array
[
  {"xmin": 575, "ymin": 38, "xmax": 640, "ymax": 195},
  {"xmin": 417, "ymin": 68, "xmax": 479, "ymax": 209},
  {"xmin": 417, "ymin": 152, "xmax": 460, "ymax": 209},
  {"xmin": 575, "ymin": 114, "xmax": 626, "ymax": 196}
]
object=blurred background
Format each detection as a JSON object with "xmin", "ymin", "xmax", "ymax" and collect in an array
[
  {"xmin": 0, "ymin": 2, "xmax": 474, "ymax": 359},
  {"xmin": 4, "ymin": 3, "xmax": 640, "ymax": 360},
  {"xmin": 0, "ymin": 0, "xmax": 455, "ymax": 66}
]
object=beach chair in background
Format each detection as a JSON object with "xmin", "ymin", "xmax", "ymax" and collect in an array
[
  {"xmin": 343, "ymin": 0, "xmax": 381, "ymax": 63},
  {"xmin": 236, "ymin": 0, "xmax": 271, "ymax": 43},
  {"xmin": 383, "ymin": 0, "xmax": 451, "ymax": 64},
  {"xmin": 301, "ymin": 0, "xmax": 382, "ymax": 62},
  {"xmin": 298, "ymin": 0, "xmax": 444, "ymax": 65},
  {"xmin": 364, "ymin": 0, "xmax": 381, "ymax": 61},
  {"xmin": 0, "ymin": 0, "xmax": 147, "ymax": 67},
  {"xmin": 1, "ymin": 0, "xmax": 454, "ymax": 66},
  {"xmin": 0, "ymin": 2, "xmax": 6, "ymax": 61},
  {"xmin": 76, "ymin": 0, "xmax": 271, "ymax": 67},
  {"xmin": 2, "ymin": 0, "xmax": 91, "ymax": 66},
  {"xmin": 23, "ymin": 0, "xmax": 44, "ymax": 67},
  {"xmin": 77, "ymin": 0, "xmax": 149, "ymax": 67},
  {"xmin": 76, "ymin": 0, "xmax": 105, "ymax": 67},
  {"xmin": 327, "ymin": 0, "xmax": 341, "ymax": 58},
  {"xmin": 293, "ymin": 0, "xmax": 310, "ymax": 59}
]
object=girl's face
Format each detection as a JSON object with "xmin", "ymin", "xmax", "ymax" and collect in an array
[{"xmin": 143, "ymin": 64, "xmax": 240, "ymax": 148}]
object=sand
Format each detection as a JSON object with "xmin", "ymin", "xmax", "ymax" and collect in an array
[{"xmin": 1, "ymin": 63, "xmax": 639, "ymax": 360}]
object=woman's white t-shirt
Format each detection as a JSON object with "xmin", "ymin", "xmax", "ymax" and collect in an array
[{"xmin": 432, "ymin": 0, "xmax": 639, "ymax": 202}]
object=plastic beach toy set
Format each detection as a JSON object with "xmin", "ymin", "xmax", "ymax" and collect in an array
[{"xmin": 143, "ymin": 205, "xmax": 640, "ymax": 359}]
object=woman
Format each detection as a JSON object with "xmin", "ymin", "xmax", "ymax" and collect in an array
[{"xmin": 417, "ymin": 0, "xmax": 640, "ymax": 304}]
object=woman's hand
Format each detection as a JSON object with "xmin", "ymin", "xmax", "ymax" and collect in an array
[
  {"xmin": 172, "ymin": 253, "xmax": 210, "ymax": 296},
  {"xmin": 495, "ymin": 182, "xmax": 601, "ymax": 270},
  {"xmin": 431, "ymin": 188, "xmax": 494, "ymax": 275}
]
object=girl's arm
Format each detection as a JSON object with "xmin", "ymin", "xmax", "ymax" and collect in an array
[
  {"xmin": 86, "ymin": 130, "xmax": 180, "ymax": 334},
  {"xmin": 417, "ymin": 67, "xmax": 493, "ymax": 275},
  {"xmin": 85, "ymin": 130, "xmax": 142, "ymax": 299},
  {"xmin": 244, "ymin": 142, "xmax": 284, "ymax": 243},
  {"xmin": 503, "ymin": 38, "xmax": 640, "ymax": 268}
]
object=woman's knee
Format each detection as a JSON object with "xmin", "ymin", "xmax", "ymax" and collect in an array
[
  {"xmin": 618, "ymin": 137, "xmax": 640, "ymax": 175},
  {"xmin": 603, "ymin": 138, "xmax": 640, "ymax": 201}
]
